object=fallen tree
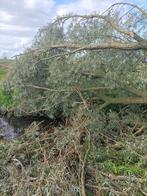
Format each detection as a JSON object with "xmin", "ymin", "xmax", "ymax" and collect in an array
[
  {"xmin": 3, "ymin": 2, "xmax": 147, "ymax": 117},
  {"xmin": 1, "ymin": 3, "xmax": 147, "ymax": 196}
]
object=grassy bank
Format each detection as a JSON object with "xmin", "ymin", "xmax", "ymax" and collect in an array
[
  {"xmin": 0, "ymin": 59, "xmax": 17, "ymax": 110},
  {"xmin": 0, "ymin": 68, "xmax": 7, "ymax": 81}
]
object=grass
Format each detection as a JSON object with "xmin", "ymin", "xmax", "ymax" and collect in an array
[
  {"xmin": 0, "ymin": 58, "xmax": 17, "ymax": 110},
  {"xmin": 0, "ymin": 58, "xmax": 14, "ymax": 81},
  {"xmin": 0, "ymin": 89, "xmax": 14, "ymax": 109},
  {"xmin": 0, "ymin": 68, "xmax": 7, "ymax": 80},
  {"xmin": 0, "ymin": 58, "xmax": 14, "ymax": 66}
]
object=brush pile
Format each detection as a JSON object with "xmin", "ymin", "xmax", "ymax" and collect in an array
[{"xmin": 0, "ymin": 106, "xmax": 147, "ymax": 195}]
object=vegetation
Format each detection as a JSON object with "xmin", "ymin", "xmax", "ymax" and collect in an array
[
  {"xmin": 0, "ymin": 58, "xmax": 12, "ymax": 81},
  {"xmin": 0, "ymin": 2, "xmax": 147, "ymax": 196},
  {"xmin": 0, "ymin": 107, "xmax": 147, "ymax": 195},
  {"xmin": 0, "ymin": 68, "xmax": 7, "ymax": 81},
  {"xmin": 4, "ymin": 3, "xmax": 147, "ymax": 117},
  {"xmin": 0, "ymin": 59, "xmax": 16, "ymax": 110}
]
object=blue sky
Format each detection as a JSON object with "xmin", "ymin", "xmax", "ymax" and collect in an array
[
  {"xmin": 132, "ymin": 0, "xmax": 147, "ymax": 7},
  {"xmin": 56, "ymin": 0, "xmax": 146, "ymax": 6},
  {"xmin": 0, "ymin": 0, "xmax": 146, "ymax": 58}
]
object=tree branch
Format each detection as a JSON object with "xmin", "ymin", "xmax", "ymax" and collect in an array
[
  {"xmin": 55, "ymin": 14, "xmax": 147, "ymax": 41},
  {"xmin": 103, "ymin": 96, "xmax": 147, "ymax": 105},
  {"xmin": 129, "ymin": 32, "xmax": 147, "ymax": 43},
  {"xmin": 26, "ymin": 84, "xmax": 110, "ymax": 92},
  {"xmin": 56, "ymin": 14, "xmax": 132, "ymax": 35},
  {"xmin": 108, "ymin": 2, "xmax": 147, "ymax": 18},
  {"xmin": 47, "ymin": 42, "xmax": 147, "ymax": 51}
]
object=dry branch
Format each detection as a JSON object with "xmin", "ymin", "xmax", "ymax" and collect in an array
[
  {"xmin": 103, "ymin": 96, "xmax": 147, "ymax": 105},
  {"xmin": 27, "ymin": 84, "xmax": 110, "ymax": 92},
  {"xmin": 47, "ymin": 42, "xmax": 147, "ymax": 51}
]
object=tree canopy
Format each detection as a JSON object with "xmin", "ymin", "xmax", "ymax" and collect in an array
[{"xmin": 4, "ymin": 2, "xmax": 147, "ymax": 117}]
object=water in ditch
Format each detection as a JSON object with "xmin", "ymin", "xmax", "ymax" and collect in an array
[{"xmin": 0, "ymin": 115, "xmax": 50, "ymax": 140}]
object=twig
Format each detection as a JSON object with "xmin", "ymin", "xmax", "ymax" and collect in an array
[
  {"xmin": 26, "ymin": 84, "xmax": 110, "ymax": 92},
  {"xmin": 108, "ymin": 3, "xmax": 147, "ymax": 18},
  {"xmin": 80, "ymin": 130, "xmax": 91, "ymax": 196},
  {"xmin": 134, "ymin": 125, "xmax": 146, "ymax": 136}
]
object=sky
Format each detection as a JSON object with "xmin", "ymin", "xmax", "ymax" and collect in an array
[{"xmin": 0, "ymin": 0, "xmax": 146, "ymax": 58}]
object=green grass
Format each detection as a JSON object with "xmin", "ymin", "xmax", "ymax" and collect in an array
[
  {"xmin": 0, "ymin": 62, "xmax": 11, "ymax": 108},
  {"xmin": 0, "ymin": 59, "xmax": 16, "ymax": 109},
  {"xmin": 0, "ymin": 68, "xmax": 7, "ymax": 80},
  {"xmin": 0, "ymin": 58, "xmax": 13, "ymax": 81},
  {"xmin": 0, "ymin": 58, "xmax": 14, "ymax": 66},
  {"xmin": 0, "ymin": 89, "xmax": 14, "ymax": 108},
  {"xmin": 0, "ymin": 65, "xmax": 10, "ymax": 108},
  {"xmin": 0, "ymin": 58, "xmax": 15, "ymax": 81},
  {"xmin": 103, "ymin": 160, "xmax": 145, "ymax": 176}
]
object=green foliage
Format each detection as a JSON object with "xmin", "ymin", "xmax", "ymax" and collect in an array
[
  {"xmin": 0, "ymin": 58, "xmax": 14, "ymax": 66},
  {"xmin": 0, "ymin": 90, "xmax": 13, "ymax": 108},
  {"xmin": 0, "ymin": 59, "xmax": 17, "ymax": 109},
  {"xmin": 103, "ymin": 160, "xmax": 144, "ymax": 176},
  {"xmin": 0, "ymin": 68, "xmax": 7, "ymax": 80},
  {"xmin": 4, "ymin": 12, "xmax": 147, "ymax": 117},
  {"xmin": 0, "ymin": 88, "xmax": 19, "ymax": 109}
]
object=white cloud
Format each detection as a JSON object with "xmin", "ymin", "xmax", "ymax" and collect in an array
[
  {"xmin": 25, "ymin": 0, "xmax": 38, "ymax": 9},
  {"xmin": 0, "ymin": 35, "xmax": 31, "ymax": 58},
  {"xmin": 0, "ymin": 0, "xmax": 140, "ymax": 58},
  {"xmin": 56, "ymin": 0, "xmax": 121, "ymax": 16},
  {"xmin": 0, "ymin": 11, "xmax": 14, "ymax": 22},
  {"xmin": 0, "ymin": 22, "xmax": 34, "ymax": 32},
  {"xmin": 0, "ymin": 0, "xmax": 55, "ymax": 57},
  {"xmin": 25, "ymin": 0, "xmax": 55, "ymax": 11}
]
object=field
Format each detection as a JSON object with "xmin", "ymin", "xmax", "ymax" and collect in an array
[{"xmin": 0, "ymin": 58, "xmax": 15, "ymax": 80}]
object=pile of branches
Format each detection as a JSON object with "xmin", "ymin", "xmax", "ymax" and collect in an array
[{"xmin": 0, "ymin": 105, "xmax": 147, "ymax": 195}]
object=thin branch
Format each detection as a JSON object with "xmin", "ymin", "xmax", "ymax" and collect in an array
[
  {"xmin": 103, "ymin": 96, "xmax": 147, "ymax": 104},
  {"xmin": 56, "ymin": 14, "xmax": 132, "ymax": 35},
  {"xmin": 55, "ymin": 14, "xmax": 147, "ymax": 41},
  {"xmin": 80, "ymin": 129, "xmax": 91, "ymax": 196},
  {"xmin": 108, "ymin": 2, "xmax": 147, "ymax": 18},
  {"xmin": 27, "ymin": 84, "xmax": 110, "ymax": 92}
]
